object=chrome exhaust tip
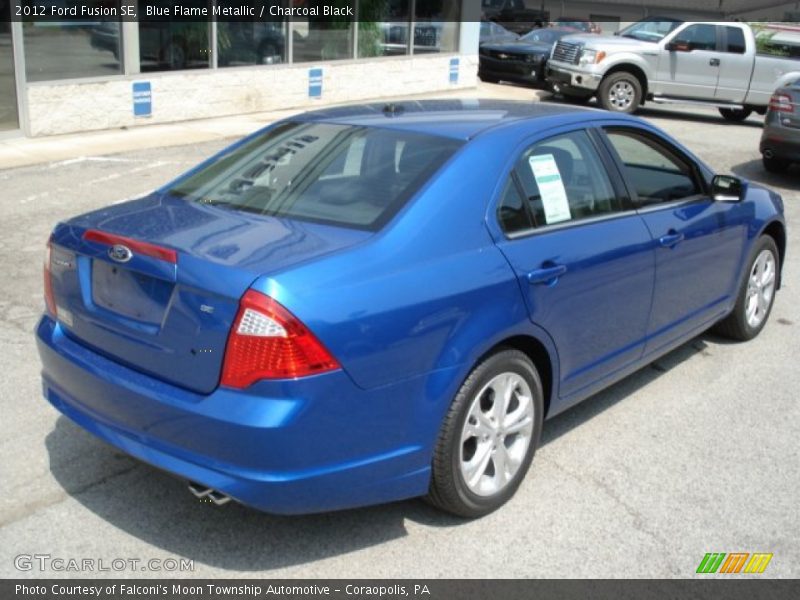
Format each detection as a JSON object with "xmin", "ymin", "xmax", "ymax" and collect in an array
[{"xmin": 188, "ymin": 481, "xmax": 231, "ymax": 506}]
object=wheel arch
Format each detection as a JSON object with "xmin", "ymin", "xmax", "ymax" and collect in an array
[
  {"xmin": 603, "ymin": 63, "xmax": 649, "ymax": 100},
  {"xmin": 761, "ymin": 220, "xmax": 786, "ymax": 289},
  {"xmin": 479, "ymin": 335, "xmax": 556, "ymax": 418}
]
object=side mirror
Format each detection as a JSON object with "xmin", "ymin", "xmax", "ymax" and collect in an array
[
  {"xmin": 711, "ymin": 175, "xmax": 745, "ymax": 202},
  {"xmin": 666, "ymin": 40, "xmax": 691, "ymax": 52}
]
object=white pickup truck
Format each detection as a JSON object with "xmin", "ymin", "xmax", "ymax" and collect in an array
[{"xmin": 546, "ymin": 19, "xmax": 800, "ymax": 120}]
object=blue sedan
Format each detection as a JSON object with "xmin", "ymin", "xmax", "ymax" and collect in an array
[{"xmin": 36, "ymin": 101, "xmax": 786, "ymax": 517}]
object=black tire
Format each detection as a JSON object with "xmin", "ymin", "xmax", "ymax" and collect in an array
[
  {"xmin": 162, "ymin": 41, "xmax": 186, "ymax": 70},
  {"xmin": 719, "ymin": 107, "xmax": 752, "ymax": 122},
  {"xmin": 560, "ymin": 91, "xmax": 592, "ymax": 105},
  {"xmin": 763, "ymin": 154, "xmax": 790, "ymax": 174},
  {"xmin": 426, "ymin": 349, "xmax": 544, "ymax": 518},
  {"xmin": 479, "ymin": 73, "xmax": 500, "ymax": 84},
  {"xmin": 597, "ymin": 71, "xmax": 642, "ymax": 114},
  {"xmin": 713, "ymin": 236, "xmax": 779, "ymax": 341}
]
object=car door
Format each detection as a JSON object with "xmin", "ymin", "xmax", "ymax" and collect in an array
[
  {"xmin": 715, "ymin": 25, "xmax": 753, "ymax": 103},
  {"xmin": 656, "ymin": 23, "xmax": 721, "ymax": 99},
  {"xmin": 493, "ymin": 128, "xmax": 655, "ymax": 399},
  {"xmin": 600, "ymin": 126, "xmax": 747, "ymax": 356}
]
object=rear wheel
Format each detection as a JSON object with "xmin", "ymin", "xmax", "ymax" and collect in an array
[
  {"xmin": 597, "ymin": 72, "xmax": 642, "ymax": 114},
  {"xmin": 714, "ymin": 236, "xmax": 779, "ymax": 341},
  {"xmin": 426, "ymin": 349, "xmax": 544, "ymax": 518},
  {"xmin": 719, "ymin": 107, "xmax": 752, "ymax": 122},
  {"xmin": 479, "ymin": 73, "xmax": 500, "ymax": 84},
  {"xmin": 763, "ymin": 154, "xmax": 790, "ymax": 174}
]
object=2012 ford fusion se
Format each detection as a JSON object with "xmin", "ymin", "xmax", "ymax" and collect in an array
[{"xmin": 36, "ymin": 101, "xmax": 786, "ymax": 518}]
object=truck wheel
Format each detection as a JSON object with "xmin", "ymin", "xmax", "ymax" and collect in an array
[
  {"xmin": 719, "ymin": 107, "xmax": 752, "ymax": 122},
  {"xmin": 598, "ymin": 72, "xmax": 642, "ymax": 114}
]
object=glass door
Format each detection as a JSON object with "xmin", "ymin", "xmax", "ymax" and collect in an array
[{"xmin": 0, "ymin": 1, "xmax": 20, "ymax": 132}]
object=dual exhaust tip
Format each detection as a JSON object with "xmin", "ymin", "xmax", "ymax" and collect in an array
[{"xmin": 187, "ymin": 481, "xmax": 231, "ymax": 506}]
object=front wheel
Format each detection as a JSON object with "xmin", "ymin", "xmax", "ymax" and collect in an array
[
  {"xmin": 426, "ymin": 349, "xmax": 544, "ymax": 518},
  {"xmin": 713, "ymin": 236, "xmax": 779, "ymax": 341},
  {"xmin": 597, "ymin": 72, "xmax": 642, "ymax": 114},
  {"xmin": 719, "ymin": 107, "xmax": 753, "ymax": 122}
]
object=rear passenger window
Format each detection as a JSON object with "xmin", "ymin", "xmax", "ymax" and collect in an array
[
  {"xmin": 506, "ymin": 130, "xmax": 619, "ymax": 230},
  {"xmin": 497, "ymin": 177, "xmax": 533, "ymax": 234},
  {"xmin": 725, "ymin": 27, "xmax": 746, "ymax": 54},
  {"xmin": 604, "ymin": 128, "xmax": 703, "ymax": 206}
]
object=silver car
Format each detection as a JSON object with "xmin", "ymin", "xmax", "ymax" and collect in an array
[{"xmin": 761, "ymin": 79, "xmax": 800, "ymax": 173}]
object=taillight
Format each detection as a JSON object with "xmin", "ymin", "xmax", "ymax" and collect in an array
[
  {"xmin": 43, "ymin": 239, "xmax": 57, "ymax": 317},
  {"xmin": 220, "ymin": 290, "xmax": 339, "ymax": 388},
  {"xmin": 769, "ymin": 93, "xmax": 793, "ymax": 113}
]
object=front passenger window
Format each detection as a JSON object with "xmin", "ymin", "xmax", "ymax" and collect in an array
[
  {"xmin": 604, "ymin": 128, "xmax": 703, "ymax": 206},
  {"xmin": 513, "ymin": 130, "xmax": 619, "ymax": 228}
]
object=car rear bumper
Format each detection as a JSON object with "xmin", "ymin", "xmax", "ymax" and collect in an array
[
  {"xmin": 760, "ymin": 125, "xmax": 800, "ymax": 162},
  {"xmin": 36, "ymin": 316, "xmax": 437, "ymax": 514}
]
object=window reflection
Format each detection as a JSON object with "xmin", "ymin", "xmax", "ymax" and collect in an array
[
  {"xmin": 358, "ymin": 0, "xmax": 410, "ymax": 58},
  {"xmin": 217, "ymin": 0, "xmax": 286, "ymax": 66},
  {"xmin": 292, "ymin": 6, "xmax": 354, "ymax": 62},
  {"xmin": 23, "ymin": 1, "xmax": 123, "ymax": 82},
  {"xmin": 139, "ymin": 1, "xmax": 210, "ymax": 72},
  {"xmin": 415, "ymin": 0, "xmax": 460, "ymax": 54}
]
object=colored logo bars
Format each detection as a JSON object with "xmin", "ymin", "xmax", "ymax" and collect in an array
[{"xmin": 696, "ymin": 553, "xmax": 773, "ymax": 574}]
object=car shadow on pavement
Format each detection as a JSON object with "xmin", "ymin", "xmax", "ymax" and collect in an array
[
  {"xmin": 731, "ymin": 159, "xmax": 800, "ymax": 191},
  {"xmin": 45, "ymin": 334, "xmax": 714, "ymax": 572},
  {"xmin": 635, "ymin": 106, "xmax": 765, "ymax": 129}
]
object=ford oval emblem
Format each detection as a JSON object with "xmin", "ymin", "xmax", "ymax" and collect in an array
[{"xmin": 108, "ymin": 244, "xmax": 133, "ymax": 263}]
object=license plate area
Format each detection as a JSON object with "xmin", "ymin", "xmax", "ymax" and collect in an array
[{"xmin": 91, "ymin": 260, "xmax": 173, "ymax": 325}]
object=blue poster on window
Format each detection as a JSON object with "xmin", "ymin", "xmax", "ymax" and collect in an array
[
  {"xmin": 449, "ymin": 58, "xmax": 459, "ymax": 84},
  {"xmin": 132, "ymin": 82, "xmax": 152, "ymax": 117},
  {"xmin": 309, "ymin": 68, "xmax": 323, "ymax": 99}
]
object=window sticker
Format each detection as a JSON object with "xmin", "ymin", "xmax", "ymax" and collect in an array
[{"xmin": 528, "ymin": 154, "xmax": 571, "ymax": 224}]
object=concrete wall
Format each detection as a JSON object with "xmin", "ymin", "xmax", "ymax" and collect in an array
[{"xmin": 25, "ymin": 53, "xmax": 477, "ymax": 137}]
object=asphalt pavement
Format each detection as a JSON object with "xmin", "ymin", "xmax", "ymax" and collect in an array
[{"xmin": 0, "ymin": 85, "xmax": 797, "ymax": 579}]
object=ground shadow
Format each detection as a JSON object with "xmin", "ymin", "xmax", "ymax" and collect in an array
[
  {"xmin": 540, "ymin": 93, "xmax": 765, "ymax": 129},
  {"xmin": 46, "ymin": 333, "xmax": 718, "ymax": 572},
  {"xmin": 731, "ymin": 158, "xmax": 800, "ymax": 192}
]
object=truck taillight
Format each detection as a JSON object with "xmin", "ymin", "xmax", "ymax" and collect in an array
[
  {"xmin": 221, "ymin": 290, "xmax": 339, "ymax": 388},
  {"xmin": 769, "ymin": 93, "xmax": 793, "ymax": 113},
  {"xmin": 44, "ymin": 239, "xmax": 57, "ymax": 317}
]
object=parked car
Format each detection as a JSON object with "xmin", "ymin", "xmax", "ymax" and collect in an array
[
  {"xmin": 37, "ymin": 101, "xmax": 786, "ymax": 518},
  {"xmin": 549, "ymin": 18, "xmax": 601, "ymax": 34},
  {"xmin": 482, "ymin": 0, "xmax": 549, "ymax": 35},
  {"xmin": 760, "ymin": 79, "xmax": 800, "ymax": 173},
  {"xmin": 546, "ymin": 19, "xmax": 800, "ymax": 117},
  {"xmin": 479, "ymin": 28, "xmax": 576, "ymax": 86},
  {"xmin": 480, "ymin": 20, "xmax": 519, "ymax": 46}
]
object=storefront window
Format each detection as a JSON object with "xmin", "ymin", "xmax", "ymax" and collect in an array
[
  {"xmin": 217, "ymin": 1, "xmax": 286, "ymax": 67},
  {"xmin": 292, "ymin": 7, "xmax": 354, "ymax": 63},
  {"xmin": 139, "ymin": 1, "xmax": 211, "ymax": 72},
  {"xmin": 22, "ymin": 2, "xmax": 123, "ymax": 82},
  {"xmin": 414, "ymin": 0, "xmax": 460, "ymax": 54},
  {"xmin": 358, "ymin": 0, "xmax": 410, "ymax": 58}
]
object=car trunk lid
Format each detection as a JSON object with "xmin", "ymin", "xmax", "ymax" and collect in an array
[{"xmin": 47, "ymin": 192, "xmax": 369, "ymax": 394}]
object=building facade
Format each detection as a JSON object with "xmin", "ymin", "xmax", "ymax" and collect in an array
[{"xmin": 0, "ymin": 1, "xmax": 480, "ymax": 137}]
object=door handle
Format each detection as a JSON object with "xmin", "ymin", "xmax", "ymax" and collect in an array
[
  {"xmin": 658, "ymin": 231, "xmax": 684, "ymax": 248},
  {"xmin": 709, "ymin": 58, "xmax": 720, "ymax": 66},
  {"xmin": 527, "ymin": 264, "xmax": 567, "ymax": 285}
]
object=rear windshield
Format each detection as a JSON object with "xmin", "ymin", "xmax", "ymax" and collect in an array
[{"xmin": 167, "ymin": 121, "xmax": 462, "ymax": 231}]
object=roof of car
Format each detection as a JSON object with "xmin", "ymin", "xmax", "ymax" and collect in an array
[{"xmin": 293, "ymin": 99, "xmax": 616, "ymax": 140}]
